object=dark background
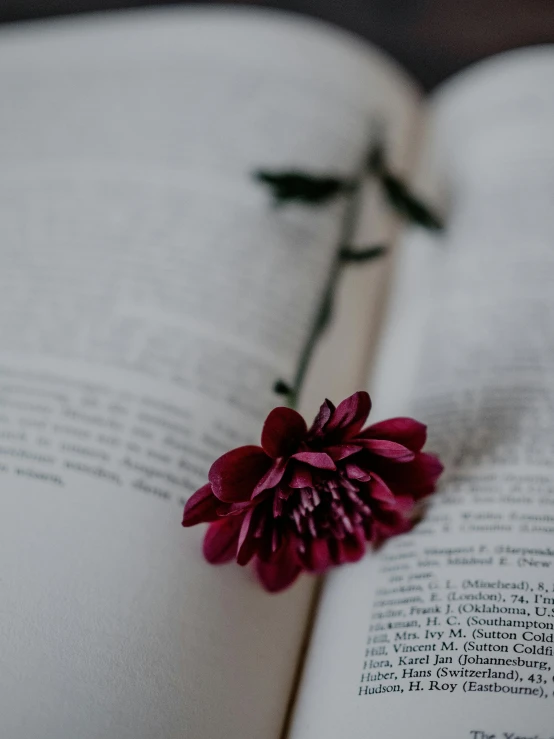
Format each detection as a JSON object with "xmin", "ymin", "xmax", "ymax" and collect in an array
[{"xmin": 2, "ymin": 0, "xmax": 554, "ymax": 89}]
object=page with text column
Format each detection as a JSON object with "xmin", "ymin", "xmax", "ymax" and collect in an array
[
  {"xmin": 288, "ymin": 47, "xmax": 554, "ymax": 739},
  {"xmin": 0, "ymin": 9, "xmax": 421, "ymax": 738}
]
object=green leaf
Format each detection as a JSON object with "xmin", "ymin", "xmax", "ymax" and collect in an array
[
  {"xmin": 254, "ymin": 170, "xmax": 353, "ymax": 205},
  {"xmin": 273, "ymin": 379, "xmax": 292, "ymax": 396},
  {"xmin": 381, "ymin": 174, "xmax": 444, "ymax": 231},
  {"xmin": 367, "ymin": 142, "xmax": 444, "ymax": 231},
  {"xmin": 339, "ymin": 245, "xmax": 387, "ymax": 263}
]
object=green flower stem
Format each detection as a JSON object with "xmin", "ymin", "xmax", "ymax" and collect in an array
[{"xmin": 285, "ymin": 139, "xmax": 375, "ymax": 410}]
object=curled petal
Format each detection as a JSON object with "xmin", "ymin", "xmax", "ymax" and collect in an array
[
  {"xmin": 291, "ymin": 451, "xmax": 336, "ymax": 469},
  {"xmin": 291, "ymin": 451, "xmax": 335, "ymax": 470},
  {"xmin": 255, "ymin": 543, "xmax": 302, "ymax": 593},
  {"xmin": 345, "ymin": 462, "xmax": 372, "ymax": 481},
  {"xmin": 359, "ymin": 417, "xmax": 427, "ymax": 452},
  {"xmin": 237, "ymin": 507, "xmax": 261, "ymax": 566},
  {"xmin": 326, "ymin": 444, "xmax": 362, "ymax": 461},
  {"xmin": 325, "ymin": 391, "xmax": 371, "ymax": 438},
  {"xmin": 359, "ymin": 438, "xmax": 415, "ymax": 462},
  {"xmin": 209, "ymin": 446, "xmax": 272, "ymax": 502},
  {"xmin": 182, "ymin": 484, "xmax": 219, "ymax": 526},
  {"xmin": 368, "ymin": 473, "xmax": 397, "ymax": 507},
  {"xmin": 261, "ymin": 407, "xmax": 307, "ymax": 458},
  {"xmin": 289, "ymin": 464, "xmax": 313, "ymax": 489},
  {"xmin": 220, "ymin": 500, "xmax": 251, "ymax": 517},
  {"xmin": 203, "ymin": 517, "xmax": 242, "ymax": 564},
  {"xmin": 252, "ymin": 457, "xmax": 288, "ymax": 497},
  {"xmin": 369, "ymin": 473, "xmax": 414, "ymax": 515},
  {"xmin": 309, "ymin": 399, "xmax": 335, "ymax": 437}
]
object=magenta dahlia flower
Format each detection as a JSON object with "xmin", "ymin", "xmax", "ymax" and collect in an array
[{"xmin": 182, "ymin": 391, "xmax": 443, "ymax": 592}]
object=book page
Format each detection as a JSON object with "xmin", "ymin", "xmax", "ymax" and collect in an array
[
  {"xmin": 288, "ymin": 47, "xmax": 554, "ymax": 739},
  {"xmin": 0, "ymin": 8, "xmax": 421, "ymax": 739}
]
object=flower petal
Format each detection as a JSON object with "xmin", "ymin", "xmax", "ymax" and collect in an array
[
  {"xmin": 325, "ymin": 391, "xmax": 371, "ymax": 438},
  {"xmin": 300, "ymin": 538, "xmax": 332, "ymax": 572},
  {"xmin": 209, "ymin": 445, "xmax": 272, "ymax": 502},
  {"xmin": 369, "ymin": 473, "xmax": 415, "ymax": 515},
  {"xmin": 220, "ymin": 501, "xmax": 251, "ymax": 517},
  {"xmin": 261, "ymin": 407, "xmax": 307, "ymax": 458},
  {"xmin": 182, "ymin": 484, "xmax": 219, "ymax": 526},
  {"xmin": 368, "ymin": 472, "xmax": 397, "ymax": 507},
  {"xmin": 359, "ymin": 417, "xmax": 427, "ymax": 452},
  {"xmin": 255, "ymin": 543, "xmax": 302, "ymax": 593},
  {"xmin": 289, "ymin": 464, "xmax": 313, "ymax": 489},
  {"xmin": 252, "ymin": 457, "xmax": 288, "ymax": 497},
  {"xmin": 202, "ymin": 517, "xmax": 242, "ymax": 563},
  {"xmin": 291, "ymin": 451, "xmax": 336, "ymax": 470},
  {"xmin": 236, "ymin": 507, "xmax": 260, "ymax": 565},
  {"xmin": 326, "ymin": 444, "xmax": 362, "ymax": 461},
  {"xmin": 359, "ymin": 438, "xmax": 415, "ymax": 462},
  {"xmin": 345, "ymin": 463, "xmax": 372, "ymax": 481},
  {"xmin": 377, "ymin": 452, "xmax": 444, "ymax": 500},
  {"xmin": 371, "ymin": 509, "xmax": 414, "ymax": 544},
  {"xmin": 309, "ymin": 399, "xmax": 335, "ymax": 437},
  {"xmin": 416, "ymin": 453, "xmax": 444, "ymax": 487},
  {"xmin": 333, "ymin": 527, "xmax": 367, "ymax": 564}
]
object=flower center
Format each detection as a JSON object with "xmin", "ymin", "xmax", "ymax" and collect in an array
[{"xmin": 280, "ymin": 471, "xmax": 372, "ymax": 540}]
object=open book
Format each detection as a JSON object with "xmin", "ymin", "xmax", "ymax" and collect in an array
[{"xmin": 1, "ymin": 7, "xmax": 554, "ymax": 738}]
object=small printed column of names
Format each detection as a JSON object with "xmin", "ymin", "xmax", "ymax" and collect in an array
[{"xmin": 358, "ymin": 537, "xmax": 554, "ymax": 700}]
